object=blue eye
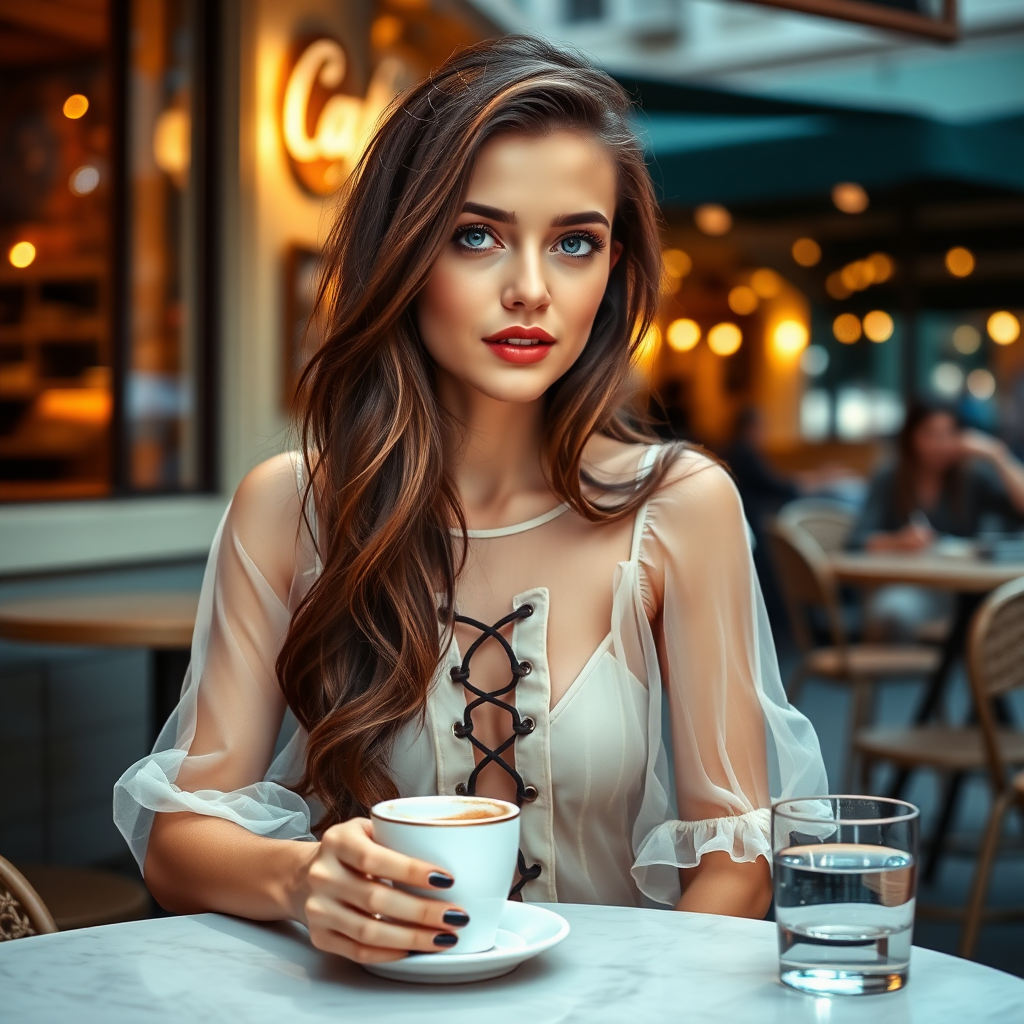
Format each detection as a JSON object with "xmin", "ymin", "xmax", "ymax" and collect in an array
[
  {"xmin": 457, "ymin": 225, "xmax": 498, "ymax": 251},
  {"xmin": 556, "ymin": 234, "xmax": 594, "ymax": 257}
]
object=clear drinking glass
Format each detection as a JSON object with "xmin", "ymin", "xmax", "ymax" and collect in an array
[{"xmin": 772, "ymin": 796, "xmax": 920, "ymax": 996}]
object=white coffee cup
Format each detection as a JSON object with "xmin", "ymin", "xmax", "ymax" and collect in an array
[{"xmin": 370, "ymin": 795, "xmax": 520, "ymax": 954}]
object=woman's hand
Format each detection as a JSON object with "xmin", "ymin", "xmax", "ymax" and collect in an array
[
  {"xmin": 865, "ymin": 521, "xmax": 935, "ymax": 553},
  {"xmin": 300, "ymin": 818, "xmax": 470, "ymax": 963},
  {"xmin": 956, "ymin": 429, "xmax": 1006, "ymax": 463}
]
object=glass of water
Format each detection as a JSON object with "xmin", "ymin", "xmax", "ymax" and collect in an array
[{"xmin": 772, "ymin": 796, "xmax": 920, "ymax": 996}]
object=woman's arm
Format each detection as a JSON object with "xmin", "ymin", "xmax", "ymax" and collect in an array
[
  {"xmin": 641, "ymin": 452, "xmax": 826, "ymax": 918},
  {"xmin": 128, "ymin": 454, "xmax": 468, "ymax": 960},
  {"xmin": 676, "ymin": 852, "xmax": 772, "ymax": 919},
  {"xmin": 959, "ymin": 430, "xmax": 1024, "ymax": 515}
]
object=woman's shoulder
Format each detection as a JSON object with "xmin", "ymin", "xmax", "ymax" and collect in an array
[{"xmin": 228, "ymin": 452, "xmax": 308, "ymax": 601}]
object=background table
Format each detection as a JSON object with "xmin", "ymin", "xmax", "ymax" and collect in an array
[
  {"xmin": 831, "ymin": 551, "xmax": 1024, "ymax": 592},
  {"xmin": 0, "ymin": 591, "xmax": 200, "ymax": 742},
  {"xmin": 1, "ymin": 904, "xmax": 1021, "ymax": 1023}
]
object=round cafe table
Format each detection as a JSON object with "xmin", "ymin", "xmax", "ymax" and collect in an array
[
  {"xmin": 1, "ymin": 904, "xmax": 1020, "ymax": 1023},
  {"xmin": 0, "ymin": 591, "xmax": 199, "ymax": 743},
  {"xmin": 829, "ymin": 551, "xmax": 1024, "ymax": 592}
]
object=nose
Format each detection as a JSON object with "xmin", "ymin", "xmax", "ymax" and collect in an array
[{"xmin": 501, "ymin": 246, "xmax": 550, "ymax": 313}]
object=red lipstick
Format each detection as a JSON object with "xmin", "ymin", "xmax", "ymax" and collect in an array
[{"xmin": 482, "ymin": 326, "xmax": 556, "ymax": 365}]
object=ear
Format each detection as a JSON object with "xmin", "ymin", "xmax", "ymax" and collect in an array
[{"xmin": 609, "ymin": 240, "xmax": 624, "ymax": 271}]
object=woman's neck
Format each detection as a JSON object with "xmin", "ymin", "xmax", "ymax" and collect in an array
[{"xmin": 436, "ymin": 374, "xmax": 552, "ymax": 521}]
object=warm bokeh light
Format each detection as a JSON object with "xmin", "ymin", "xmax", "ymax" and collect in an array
[
  {"xmin": 953, "ymin": 324, "xmax": 981, "ymax": 354},
  {"xmin": 663, "ymin": 248, "xmax": 692, "ymax": 278},
  {"xmin": 634, "ymin": 323, "xmax": 662, "ymax": 365},
  {"xmin": 966, "ymin": 368, "xmax": 996, "ymax": 400},
  {"xmin": 707, "ymin": 322, "xmax": 742, "ymax": 356},
  {"xmin": 69, "ymin": 165, "xmax": 100, "ymax": 196},
  {"xmin": 840, "ymin": 260, "xmax": 873, "ymax": 292},
  {"xmin": 63, "ymin": 93, "xmax": 89, "ymax": 119},
  {"xmin": 833, "ymin": 313, "xmax": 861, "ymax": 344},
  {"xmin": 832, "ymin": 182, "xmax": 869, "ymax": 214},
  {"xmin": 728, "ymin": 285, "xmax": 758, "ymax": 315},
  {"xmin": 867, "ymin": 252, "xmax": 895, "ymax": 282},
  {"xmin": 800, "ymin": 345, "xmax": 829, "ymax": 376},
  {"xmin": 694, "ymin": 204, "xmax": 732, "ymax": 236},
  {"xmin": 863, "ymin": 310, "xmax": 894, "ymax": 343},
  {"xmin": 825, "ymin": 272, "xmax": 852, "ymax": 300},
  {"xmin": 750, "ymin": 268, "xmax": 782, "ymax": 299},
  {"xmin": 932, "ymin": 362, "xmax": 964, "ymax": 397},
  {"xmin": 987, "ymin": 311, "xmax": 1020, "ymax": 345},
  {"xmin": 772, "ymin": 319, "xmax": 809, "ymax": 359},
  {"xmin": 370, "ymin": 14, "xmax": 403, "ymax": 48},
  {"xmin": 37, "ymin": 388, "xmax": 112, "ymax": 424},
  {"xmin": 945, "ymin": 246, "xmax": 975, "ymax": 278},
  {"xmin": 153, "ymin": 109, "xmax": 191, "ymax": 182},
  {"xmin": 791, "ymin": 237, "xmax": 821, "ymax": 267},
  {"xmin": 666, "ymin": 318, "xmax": 700, "ymax": 352},
  {"xmin": 8, "ymin": 241, "xmax": 36, "ymax": 268}
]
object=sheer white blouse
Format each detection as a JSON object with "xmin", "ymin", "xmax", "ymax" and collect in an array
[{"xmin": 114, "ymin": 443, "xmax": 826, "ymax": 909}]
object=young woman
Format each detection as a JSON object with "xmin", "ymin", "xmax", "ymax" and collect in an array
[
  {"xmin": 850, "ymin": 398, "xmax": 1024, "ymax": 553},
  {"xmin": 115, "ymin": 36, "xmax": 825, "ymax": 964}
]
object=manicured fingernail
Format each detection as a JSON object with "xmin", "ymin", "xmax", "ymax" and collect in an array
[
  {"xmin": 428, "ymin": 871, "xmax": 454, "ymax": 889},
  {"xmin": 433, "ymin": 932, "xmax": 458, "ymax": 947},
  {"xmin": 443, "ymin": 909, "xmax": 470, "ymax": 927}
]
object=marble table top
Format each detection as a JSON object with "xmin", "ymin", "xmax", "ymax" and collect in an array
[{"xmin": 2, "ymin": 903, "xmax": 1021, "ymax": 1023}]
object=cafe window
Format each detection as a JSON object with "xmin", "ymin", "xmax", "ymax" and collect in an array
[{"xmin": 0, "ymin": 0, "xmax": 218, "ymax": 502}]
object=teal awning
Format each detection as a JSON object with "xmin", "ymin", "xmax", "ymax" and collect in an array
[{"xmin": 618, "ymin": 76, "xmax": 1024, "ymax": 206}]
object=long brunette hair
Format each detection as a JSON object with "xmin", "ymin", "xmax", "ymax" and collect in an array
[
  {"xmin": 278, "ymin": 35, "xmax": 678, "ymax": 828},
  {"xmin": 894, "ymin": 397, "xmax": 964, "ymax": 523}
]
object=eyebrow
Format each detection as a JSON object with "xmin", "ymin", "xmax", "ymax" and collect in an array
[{"xmin": 460, "ymin": 203, "xmax": 611, "ymax": 229}]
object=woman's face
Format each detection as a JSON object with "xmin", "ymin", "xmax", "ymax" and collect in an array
[
  {"xmin": 912, "ymin": 412, "xmax": 960, "ymax": 472},
  {"xmin": 416, "ymin": 130, "xmax": 621, "ymax": 408}
]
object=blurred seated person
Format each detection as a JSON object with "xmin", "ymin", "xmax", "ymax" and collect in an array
[{"xmin": 848, "ymin": 397, "xmax": 1024, "ymax": 639}]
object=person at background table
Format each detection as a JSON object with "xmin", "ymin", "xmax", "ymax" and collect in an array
[
  {"xmin": 848, "ymin": 397, "xmax": 1024, "ymax": 638},
  {"xmin": 113, "ymin": 36, "xmax": 826, "ymax": 966}
]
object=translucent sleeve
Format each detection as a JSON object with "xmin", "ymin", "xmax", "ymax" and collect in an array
[
  {"xmin": 631, "ymin": 453, "xmax": 828, "ymax": 901},
  {"xmin": 113, "ymin": 453, "xmax": 316, "ymax": 871}
]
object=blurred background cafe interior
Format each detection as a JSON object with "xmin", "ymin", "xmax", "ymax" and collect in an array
[{"xmin": 0, "ymin": 0, "xmax": 1022, "ymax": 978}]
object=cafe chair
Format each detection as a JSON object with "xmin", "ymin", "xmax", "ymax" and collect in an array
[
  {"xmin": 855, "ymin": 575, "xmax": 1024, "ymax": 958},
  {"xmin": 0, "ymin": 856, "xmax": 57, "ymax": 940},
  {"xmin": 0, "ymin": 855, "xmax": 150, "ymax": 937},
  {"xmin": 777, "ymin": 498, "xmax": 853, "ymax": 553},
  {"xmin": 766, "ymin": 518, "xmax": 941, "ymax": 790}
]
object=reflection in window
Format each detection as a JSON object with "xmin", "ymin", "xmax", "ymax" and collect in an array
[{"xmin": 0, "ymin": 4, "xmax": 113, "ymax": 500}]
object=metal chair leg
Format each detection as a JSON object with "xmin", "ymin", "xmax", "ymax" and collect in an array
[{"xmin": 959, "ymin": 788, "xmax": 1013, "ymax": 960}]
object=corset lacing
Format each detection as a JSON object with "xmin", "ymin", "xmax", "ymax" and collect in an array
[{"xmin": 449, "ymin": 603, "xmax": 542, "ymax": 899}]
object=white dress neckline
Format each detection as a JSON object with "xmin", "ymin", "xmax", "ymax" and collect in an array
[{"xmin": 458, "ymin": 502, "xmax": 571, "ymax": 539}]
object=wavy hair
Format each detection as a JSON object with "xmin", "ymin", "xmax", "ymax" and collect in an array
[{"xmin": 277, "ymin": 35, "xmax": 679, "ymax": 829}]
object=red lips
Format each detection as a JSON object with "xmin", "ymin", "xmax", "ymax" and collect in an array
[{"xmin": 482, "ymin": 326, "xmax": 555, "ymax": 364}]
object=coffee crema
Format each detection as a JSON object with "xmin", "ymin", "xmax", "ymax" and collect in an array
[{"xmin": 432, "ymin": 807, "xmax": 506, "ymax": 821}]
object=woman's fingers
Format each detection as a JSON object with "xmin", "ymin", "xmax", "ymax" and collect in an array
[
  {"xmin": 306, "ymin": 895, "xmax": 460, "ymax": 955},
  {"xmin": 307, "ymin": 924, "xmax": 408, "ymax": 964},
  {"xmin": 324, "ymin": 818, "xmax": 454, "ymax": 891},
  {"xmin": 322, "ymin": 862, "xmax": 469, "ymax": 931}
]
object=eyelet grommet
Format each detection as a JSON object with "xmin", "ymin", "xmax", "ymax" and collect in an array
[
  {"xmin": 522, "ymin": 785, "xmax": 539, "ymax": 802},
  {"xmin": 520, "ymin": 717, "xmax": 535, "ymax": 734},
  {"xmin": 452, "ymin": 720, "xmax": 467, "ymax": 739},
  {"xmin": 518, "ymin": 660, "xmax": 532, "ymax": 676},
  {"xmin": 455, "ymin": 782, "xmax": 468, "ymax": 796},
  {"xmin": 520, "ymin": 603, "xmax": 534, "ymax": 617}
]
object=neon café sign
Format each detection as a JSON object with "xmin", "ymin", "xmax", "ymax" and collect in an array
[{"xmin": 282, "ymin": 37, "xmax": 403, "ymax": 196}]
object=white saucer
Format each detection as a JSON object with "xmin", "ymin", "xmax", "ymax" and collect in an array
[{"xmin": 362, "ymin": 902, "xmax": 570, "ymax": 984}]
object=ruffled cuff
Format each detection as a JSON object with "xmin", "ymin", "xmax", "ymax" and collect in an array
[
  {"xmin": 631, "ymin": 807, "xmax": 771, "ymax": 907},
  {"xmin": 113, "ymin": 751, "xmax": 315, "ymax": 870}
]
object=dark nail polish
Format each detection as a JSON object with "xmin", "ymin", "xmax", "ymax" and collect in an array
[
  {"xmin": 433, "ymin": 932, "xmax": 458, "ymax": 947},
  {"xmin": 443, "ymin": 909, "xmax": 470, "ymax": 928},
  {"xmin": 428, "ymin": 871, "xmax": 454, "ymax": 889}
]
